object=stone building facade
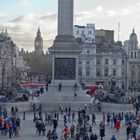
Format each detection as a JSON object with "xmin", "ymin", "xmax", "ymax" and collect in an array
[
  {"xmin": 95, "ymin": 43, "xmax": 127, "ymax": 90},
  {"xmin": 124, "ymin": 29, "xmax": 140, "ymax": 92},
  {"xmin": 0, "ymin": 30, "xmax": 29, "ymax": 88},
  {"xmin": 78, "ymin": 43, "xmax": 96, "ymax": 85},
  {"xmin": 74, "ymin": 25, "xmax": 127, "ymax": 90},
  {"xmin": 0, "ymin": 30, "xmax": 16, "ymax": 88},
  {"xmin": 74, "ymin": 24, "xmax": 95, "ymax": 44},
  {"xmin": 75, "ymin": 25, "xmax": 140, "ymax": 92}
]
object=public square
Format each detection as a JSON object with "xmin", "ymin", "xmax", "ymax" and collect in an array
[
  {"xmin": 0, "ymin": 0, "xmax": 140, "ymax": 139},
  {"xmin": 0, "ymin": 109, "xmax": 140, "ymax": 140}
]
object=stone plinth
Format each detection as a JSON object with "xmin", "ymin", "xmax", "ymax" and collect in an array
[
  {"xmin": 48, "ymin": 82, "xmax": 82, "ymax": 92},
  {"xmin": 43, "ymin": 0, "xmax": 92, "ymax": 107}
]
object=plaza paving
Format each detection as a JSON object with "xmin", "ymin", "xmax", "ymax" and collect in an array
[{"xmin": 0, "ymin": 112, "xmax": 140, "ymax": 140}]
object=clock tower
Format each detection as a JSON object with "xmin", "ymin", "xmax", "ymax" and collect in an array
[{"xmin": 34, "ymin": 27, "xmax": 43, "ymax": 55}]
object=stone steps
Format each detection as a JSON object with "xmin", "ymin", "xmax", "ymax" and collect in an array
[
  {"xmin": 39, "ymin": 91, "xmax": 91, "ymax": 104},
  {"xmin": 0, "ymin": 102, "xmax": 32, "ymax": 112},
  {"xmin": 99, "ymin": 103, "xmax": 134, "ymax": 113}
]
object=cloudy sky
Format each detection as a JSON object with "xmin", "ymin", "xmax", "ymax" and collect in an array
[{"xmin": 1, "ymin": 0, "xmax": 140, "ymax": 51}]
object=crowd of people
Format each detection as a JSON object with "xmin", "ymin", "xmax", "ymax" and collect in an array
[
  {"xmin": 0, "ymin": 99, "xmax": 139, "ymax": 139},
  {"xmin": 32, "ymin": 104, "xmax": 140, "ymax": 140},
  {"xmin": 0, "ymin": 106, "xmax": 21, "ymax": 138}
]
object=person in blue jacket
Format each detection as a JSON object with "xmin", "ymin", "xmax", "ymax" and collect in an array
[{"xmin": 111, "ymin": 134, "xmax": 117, "ymax": 140}]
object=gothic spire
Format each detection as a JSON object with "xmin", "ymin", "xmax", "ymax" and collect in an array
[
  {"xmin": 132, "ymin": 28, "xmax": 135, "ymax": 33},
  {"xmin": 37, "ymin": 26, "xmax": 41, "ymax": 34},
  {"xmin": 2, "ymin": 28, "xmax": 4, "ymax": 33},
  {"xmin": 5, "ymin": 28, "xmax": 7, "ymax": 34}
]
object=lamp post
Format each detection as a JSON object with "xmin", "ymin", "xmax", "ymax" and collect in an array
[
  {"xmin": 1, "ymin": 60, "xmax": 6, "ymax": 90},
  {"xmin": 108, "ymin": 78, "xmax": 111, "ymax": 91},
  {"xmin": 12, "ymin": 56, "xmax": 17, "ymax": 85}
]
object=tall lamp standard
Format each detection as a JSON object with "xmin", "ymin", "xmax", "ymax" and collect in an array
[
  {"xmin": 1, "ymin": 60, "xmax": 6, "ymax": 90},
  {"xmin": 12, "ymin": 55, "xmax": 17, "ymax": 85}
]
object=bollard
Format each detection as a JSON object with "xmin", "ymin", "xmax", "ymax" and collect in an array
[{"xmin": 23, "ymin": 112, "xmax": 25, "ymax": 120}]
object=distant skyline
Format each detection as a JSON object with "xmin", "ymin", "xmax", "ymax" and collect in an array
[{"xmin": 1, "ymin": 0, "xmax": 140, "ymax": 51}]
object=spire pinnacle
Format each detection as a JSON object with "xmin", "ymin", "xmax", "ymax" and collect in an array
[
  {"xmin": 132, "ymin": 28, "xmax": 135, "ymax": 33},
  {"xmin": 5, "ymin": 28, "xmax": 7, "ymax": 34},
  {"xmin": 37, "ymin": 26, "xmax": 40, "ymax": 34}
]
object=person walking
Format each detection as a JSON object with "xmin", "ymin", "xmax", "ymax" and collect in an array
[
  {"xmin": 58, "ymin": 82, "xmax": 62, "ymax": 92},
  {"xmin": 99, "ymin": 121, "xmax": 105, "ymax": 140},
  {"xmin": 70, "ymin": 124, "xmax": 75, "ymax": 139},
  {"xmin": 64, "ymin": 125, "xmax": 70, "ymax": 140},
  {"xmin": 46, "ymin": 129, "xmax": 52, "ymax": 140},
  {"xmin": 131, "ymin": 125, "xmax": 137, "ymax": 140},
  {"xmin": 126, "ymin": 124, "xmax": 131, "ymax": 140},
  {"xmin": 115, "ymin": 119, "xmax": 120, "ymax": 132},
  {"xmin": 92, "ymin": 113, "xmax": 96, "ymax": 125},
  {"xmin": 107, "ymin": 113, "xmax": 111, "ymax": 125},
  {"xmin": 110, "ymin": 134, "xmax": 117, "ymax": 140},
  {"xmin": 9, "ymin": 122, "xmax": 13, "ymax": 138},
  {"xmin": 102, "ymin": 113, "xmax": 106, "ymax": 123},
  {"xmin": 53, "ymin": 119, "xmax": 58, "ymax": 130},
  {"xmin": 51, "ymin": 129, "xmax": 58, "ymax": 140}
]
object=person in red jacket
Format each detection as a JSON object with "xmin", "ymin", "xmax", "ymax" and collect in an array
[
  {"xmin": 116, "ymin": 119, "xmax": 120, "ymax": 132},
  {"xmin": 64, "ymin": 125, "xmax": 70, "ymax": 139},
  {"xmin": 0, "ymin": 117, "xmax": 2, "ymax": 130}
]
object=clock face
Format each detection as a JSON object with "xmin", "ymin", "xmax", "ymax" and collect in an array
[{"xmin": 36, "ymin": 42, "xmax": 39, "ymax": 46}]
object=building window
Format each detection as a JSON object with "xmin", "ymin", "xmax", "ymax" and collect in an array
[
  {"xmin": 86, "ymin": 61, "xmax": 90, "ymax": 65},
  {"xmin": 96, "ymin": 69, "xmax": 101, "ymax": 77},
  {"xmin": 79, "ymin": 61, "xmax": 82, "ymax": 65},
  {"xmin": 86, "ymin": 67, "xmax": 90, "ymax": 76},
  {"xmin": 113, "ymin": 69, "xmax": 116, "ymax": 76},
  {"xmin": 122, "ymin": 82, "xmax": 124, "ymax": 90},
  {"xmin": 122, "ymin": 69, "xmax": 124, "ymax": 76},
  {"xmin": 122, "ymin": 60, "xmax": 125, "ymax": 65},
  {"xmin": 87, "ymin": 50, "xmax": 90, "ymax": 54},
  {"xmin": 88, "ymin": 31, "xmax": 92, "ymax": 35},
  {"xmin": 86, "ymin": 71, "xmax": 90, "ymax": 76},
  {"xmin": 105, "ymin": 59, "xmax": 109, "ymax": 65},
  {"xmin": 92, "ymin": 38, "xmax": 95, "ymax": 43},
  {"xmin": 135, "ymin": 52, "xmax": 137, "ymax": 58},
  {"xmin": 82, "ymin": 30, "xmax": 84, "ymax": 34},
  {"xmin": 104, "ymin": 68, "xmax": 109, "ymax": 77},
  {"xmin": 78, "ymin": 67, "xmax": 82, "ymax": 76},
  {"xmin": 113, "ymin": 59, "xmax": 116, "ymax": 65},
  {"xmin": 97, "ymin": 59, "xmax": 100, "ymax": 65},
  {"xmin": 131, "ymin": 52, "xmax": 133, "ymax": 58},
  {"xmin": 77, "ymin": 30, "xmax": 79, "ymax": 34}
]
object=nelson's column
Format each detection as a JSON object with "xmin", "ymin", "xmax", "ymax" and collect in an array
[{"xmin": 40, "ymin": 0, "xmax": 91, "ymax": 108}]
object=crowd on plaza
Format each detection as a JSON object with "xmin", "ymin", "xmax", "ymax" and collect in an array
[
  {"xmin": 0, "ymin": 95, "xmax": 139, "ymax": 140},
  {"xmin": 0, "ymin": 106, "xmax": 21, "ymax": 138},
  {"xmin": 32, "ymin": 103, "xmax": 140, "ymax": 140}
]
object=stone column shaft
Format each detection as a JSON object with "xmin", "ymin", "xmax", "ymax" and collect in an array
[{"xmin": 58, "ymin": 0, "xmax": 73, "ymax": 36}]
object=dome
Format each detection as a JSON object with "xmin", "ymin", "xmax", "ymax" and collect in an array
[
  {"xmin": 129, "ymin": 28, "xmax": 137, "ymax": 40},
  {"xmin": 129, "ymin": 28, "xmax": 138, "ymax": 50}
]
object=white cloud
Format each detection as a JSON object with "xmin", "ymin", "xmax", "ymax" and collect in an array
[
  {"xmin": 105, "ymin": 10, "xmax": 118, "ymax": 17},
  {"xmin": 0, "ymin": 13, "xmax": 6, "ymax": 18},
  {"xmin": 121, "ymin": 8, "xmax": 132, "ymax": 16},
  {"xmin": 20, "ymin": 0, "xmax": 30, "ymax": 7},
  {"xmin": 2, "ymin": 2, "xmax": 140, "ymax": 51},
  {"xmin": 0, "ymin": 12, "xmax": 57, "ymax": 51},
  {"xmin": 95, "ymin": 5, "xmax": 103, "ymax": 13}
]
